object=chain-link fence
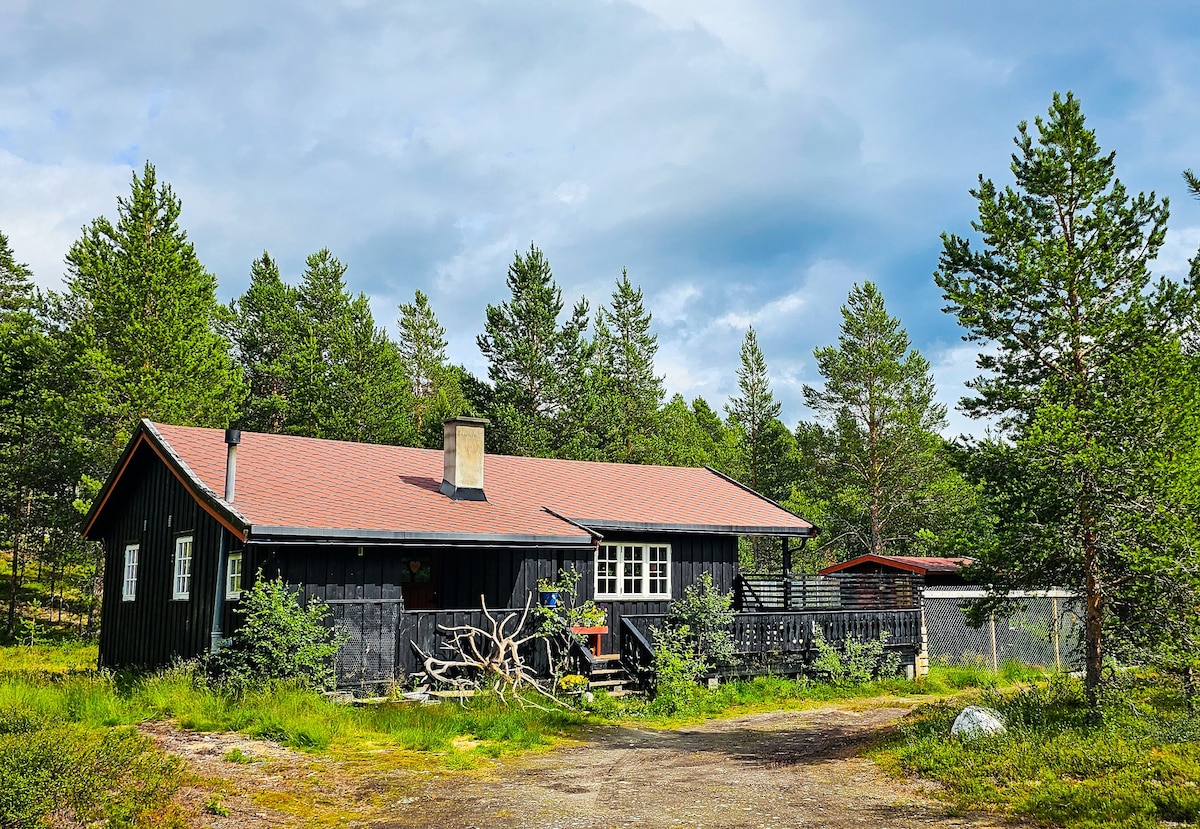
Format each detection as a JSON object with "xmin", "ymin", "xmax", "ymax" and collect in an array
[{"xmin": 923, "ymin": 587, "xmax": 1082, "ymax": 670}]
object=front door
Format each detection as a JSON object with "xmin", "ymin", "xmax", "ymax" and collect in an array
[{"xmin": 400, "ymin": 553, "xmax": 441, "ymax": 609}]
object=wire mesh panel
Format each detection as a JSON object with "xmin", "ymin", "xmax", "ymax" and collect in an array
[
  {"xmin": 327, "ymin": 599, "xmax": 404, "ymax": 690},
  {"xmin": 923, "ymin": 588, "xmax": 1082, "ymax": 669}
]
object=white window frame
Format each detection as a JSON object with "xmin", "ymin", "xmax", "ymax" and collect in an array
[
  {"xmin": 226, "ymin": 552, "xmax": 243, "ymax": 599},
  {"xmin": 595, "ymin": 542, "xmax": 671, "ymax": 600},
  {"xmin": 122, "ymin": 544, "xmax": 139, "ymax": 601},
  {"xmin": 172, "ymin": 534, "xmax": 193, "ymax": 600}
]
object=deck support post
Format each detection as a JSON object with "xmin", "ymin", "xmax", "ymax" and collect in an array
[{"xmin": 782, "ymin": 538, "xmax": 792, "ymax": 610}]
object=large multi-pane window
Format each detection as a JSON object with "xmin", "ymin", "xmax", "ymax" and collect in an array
[
  {"xmin": 173, "ymin": 535, "xmax": 193, "ymax": 600},
  {"xmin": 122, "ymin": 544, "xmax": 139, "ymax": 601},
  {"xmin": 226, "ymin": 552, "xmax": 243, "ymax": 599},
  {"xmin": 595, "ymin": 543, "xmax": 670, "ymax": 599}
]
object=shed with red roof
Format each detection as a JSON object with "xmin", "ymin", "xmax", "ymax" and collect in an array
[
  {"xmin": 85, "ymin": 418, "xmax": 818, "ymax": 685},
  {"xmin": 819, "ymin": 554, "xmax": 975, "ymax": 588}
]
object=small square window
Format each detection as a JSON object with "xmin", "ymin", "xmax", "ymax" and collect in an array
[
  {"xmin": 226, "ymin": 552, "xmax": 243, "ymax": 599},
  {"xmin": 122, "ymin": 544, "xmax": 139, "ymax": 601},
  {"xmin": 173, "ymin": 535, "xmax": 193, "ymax": 600}
]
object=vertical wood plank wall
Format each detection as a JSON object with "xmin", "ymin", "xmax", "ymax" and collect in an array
[{"xmin": 97, "ymin": 445, "xmax": 234, "ymax": 668}]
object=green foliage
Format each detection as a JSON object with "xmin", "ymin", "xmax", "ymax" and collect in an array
[
  {"xmin": 0, "ymin": 715, "xmax": 182, "ymax": 829},
  {"xmin": 477, "ymin": 243, "xmax": 595, "ymax": 457},
  {"xmin": 648, "ymin": 623, "xmax": 708, "ymax": 714},
  {"xmin": 209, "ymin": 574, "xmax": 347, "ymax": 692},
  {"xmin": 809, "ymin": 628, "xmax": 901, "ymax": 685},
  {"xmin": 650, "ymin": 574, "xmax": 737, "ymax": 713},
  {"xmin": 229, "ymin": 249, "xmax": 417, "ymax": 445},
  {"xmin": 57, "ymin": 161, "xmax": 242, "ymax": 460},
  {"xmin": 883, "ymin": 676, "xmax": 1200, "ymax": 829},
  {"xmin": 935, "ymin": 92, "xmax": 1200, "ymax": 707},
  {"xmin": 593, "ymin": 269, "xmax": 664, "ymax": 463},
  {"xmin": 663, "ymin": 573, "xmax": 736, "ymax": 665},
  {"xmin": 798, "ymin": 282, "xmax": 979, "ymax": 562},
  {"xmin": 396, "ymin": 290, "xmax": 469, "ymax": 446}
]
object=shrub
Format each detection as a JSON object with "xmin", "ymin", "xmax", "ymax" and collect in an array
[
  {"xmin": 648, "ymin": 623, "xmax": 708, "ymax": 714},
  {"xmin": 209, "ymin": 573, "xmax": 347, "ymax": 692},
  {"xmin": 663, "ymin": 573, "xmax": 736, "ymax": 665},
  {"xmin": 810, "ymin": 628, "xmax": 901, "ymax": 685}
]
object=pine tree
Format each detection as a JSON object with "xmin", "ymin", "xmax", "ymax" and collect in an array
[
  {"xmin": 56, "ymin": 162, "xmax": 242, "ymax": 464},
  {"xmin": 935, "ymin": 93, "xmax": 1200, "ymax": 709},
  {"xmin": 594, "ymin": 269, "xmax": 664, "ymax": 462},
  {"xmin": 801, "ymin": 282, "xmax": 959, "ymax": 560}
]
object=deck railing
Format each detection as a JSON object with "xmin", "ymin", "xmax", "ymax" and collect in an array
[
  {"xmin": 736, "ymin": 572, "xmax": 923, "ymax": 612},
  {"xmin": 619, "ymin": 608, "xmax": 922, "ymax": 676}
]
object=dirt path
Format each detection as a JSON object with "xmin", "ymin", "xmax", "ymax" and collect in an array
[{"xmin": 147, "ymin": 703, "xmax": 1021, "ymax": 829}]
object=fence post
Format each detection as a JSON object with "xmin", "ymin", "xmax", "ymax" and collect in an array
[
  {"xmin": 988, "ymin": 613, "xmax": 999, "ymax": 671},
  {"xmin": 1051, "ymin": 595, "xmax": 1061, "ymax": 669}
]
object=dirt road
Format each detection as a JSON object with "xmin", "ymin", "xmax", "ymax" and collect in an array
[{"xmin": 150, "ymin": 703, "xmax": 1018, "ymax": 828}]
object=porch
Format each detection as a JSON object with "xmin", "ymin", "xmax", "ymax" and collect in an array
[{"xmin": 330, "ymin": 571, "xmax": 926, "ymax": 690}]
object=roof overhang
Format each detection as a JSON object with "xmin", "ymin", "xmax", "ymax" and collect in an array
[
  {"xmin": 244, "ymin": 525, "xmax": 597, "ymax": 549},
  {"xmin": 574, "ymin": 519, "xmax": 818, "ymax": 537},
  {"xmin": 82, "ymin": 420, "xmax": 249, "ymax": 541}
]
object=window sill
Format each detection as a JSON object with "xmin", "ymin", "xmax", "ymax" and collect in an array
[{"xmin": 595, "ymin": 595, "xmax": 670, "ymax": 602}]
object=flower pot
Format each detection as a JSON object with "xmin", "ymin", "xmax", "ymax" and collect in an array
[{"xmin": 538, "ymin": 590, "xmax": 559, "ymax": 608}]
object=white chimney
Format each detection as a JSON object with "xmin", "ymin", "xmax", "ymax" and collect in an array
[{"xmin": 440, "ymin": 417, "xmax": 488, "ymax": 501}]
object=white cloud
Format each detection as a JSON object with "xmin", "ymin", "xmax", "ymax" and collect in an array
[{"xmin": 0, "ymin": 151, "xmax": 130, "ymax": 290}]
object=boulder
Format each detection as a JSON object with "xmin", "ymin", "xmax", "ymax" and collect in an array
[{"xmin": 951, "ymin": 705, "xmax": 1007, "ymax": 740}]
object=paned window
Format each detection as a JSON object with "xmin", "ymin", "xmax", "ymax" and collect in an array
[
  {"xmin": 173, "ymin": 535, "xmax": 193, "ymax": 600},
  {"xmin": 595, "ymin": 542, "xmax": 671, "ymax": 599},
  {"xmin": 226, "ymin": 552, "xmax": 243, "ymax": 599},
  {"xmin": 122, "ymin": 544, "xmax": 139, "ymax": 601}
]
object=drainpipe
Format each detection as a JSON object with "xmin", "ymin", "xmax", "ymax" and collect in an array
[{"xmin": 210, "ymin": 428, "xmax": 241, "ymax": 652}]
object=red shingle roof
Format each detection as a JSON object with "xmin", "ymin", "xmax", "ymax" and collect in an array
[
  {"xmin": 86, "ymin": 421, "xmax": 816, "ymax": 545},
  {"xmin": 819, "ymin": 555, "xmax": 974, "ymax": 576}
]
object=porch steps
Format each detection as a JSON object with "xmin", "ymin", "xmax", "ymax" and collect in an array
[{"xmin": 584, "ymin": 657, "xmax": 640, "ymax": 696}]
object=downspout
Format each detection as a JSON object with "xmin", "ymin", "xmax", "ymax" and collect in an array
[{"xmin": 210, "ymin": 428, "xmax": 240, "ymax": 652}]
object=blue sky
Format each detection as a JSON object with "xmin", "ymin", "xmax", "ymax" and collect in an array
[{"xmin": 4, "ymin": 1, "xmax": 1199, "ymax": 437}]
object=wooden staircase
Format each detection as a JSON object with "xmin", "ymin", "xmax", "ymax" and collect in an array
[{"xmin": 583, "ymin": 653, "xmax": 640, "ymax": 697}]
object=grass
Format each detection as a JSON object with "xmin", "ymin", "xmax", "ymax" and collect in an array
[
  {"xmin": 0, "ymin": 643, "xmax": 1067, "ymax": 826},
  {"xmin": 875, "ymin": 673, "xmax": 1200, "ymax": 829},
  {"xmin": 0, "ymin": 641, "xmax": 98, "ymax": 674}
]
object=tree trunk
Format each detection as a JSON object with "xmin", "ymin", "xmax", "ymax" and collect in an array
[{"xmin": 1081, "ymin": 497, "xmax": 1103, "ymax": 714}]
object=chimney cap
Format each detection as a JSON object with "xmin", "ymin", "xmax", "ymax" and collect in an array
[
  {"xmin": 442, "ymin": 416, "xmax": 490, "ymax": 427},
  {"xmin": 224, "ymin": 428, "xmax": 242, "ymax": 446}
]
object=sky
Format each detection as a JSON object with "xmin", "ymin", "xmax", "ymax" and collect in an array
[{"xmin": 4, "ymin": 1, "xmax": 1200, "ymax": 438}]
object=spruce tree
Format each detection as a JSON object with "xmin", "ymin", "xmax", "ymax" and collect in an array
[
  {"xmin": 725, "ymin": 326, "xmax": 783, "ymax": 492},
  {"xmin": 230, "ymin": 252, "xmax": 299, "ymax": 433},
  {"xmin": 477, "ymin": 243, "xmax": 593, "ymax": 457},
  {"xmin": 594, "ymin": 269, "xmax": 663, "ymax": 463},
  {"xmin": 287, "ymin": 249, "xmax": 414, "ymax": 445},
  {"xmin": 396, "ymin": 290, "xmax": 467, "ymax": 447},
  {"xmin": 57, "ymin": 162, "xmax": 242, "ymax": 465}
]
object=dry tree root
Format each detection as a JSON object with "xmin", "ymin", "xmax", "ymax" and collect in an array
[{"xmin": 411, "ymin": 594, "xmax": 565, "ymax": 708}]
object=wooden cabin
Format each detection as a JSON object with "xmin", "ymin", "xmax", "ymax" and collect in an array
[{"xmin": 88, "ymin": 418, "xmax": 881, "ymax": 687}]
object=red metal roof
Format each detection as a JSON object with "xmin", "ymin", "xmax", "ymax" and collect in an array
[
  {"xmin": 87, "ymin": 421, "xmax": 816, "ymax": 545},
  {"xmin": 818, "ymin": 554, "xmax": 974, "ymax": 576}
]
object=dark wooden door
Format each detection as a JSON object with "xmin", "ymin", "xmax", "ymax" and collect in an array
[{"xmin": 400, "ymin": 552, "xmax": 441, "ymax": 609}]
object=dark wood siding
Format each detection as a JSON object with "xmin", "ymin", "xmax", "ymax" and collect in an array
[
  {"xmin": 584, "ymin": 532, "xmax": 739, "ymax": 655},
  {"xmin": 97, "ymin": 444, "xmax": 230, "ymax": 669}
]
